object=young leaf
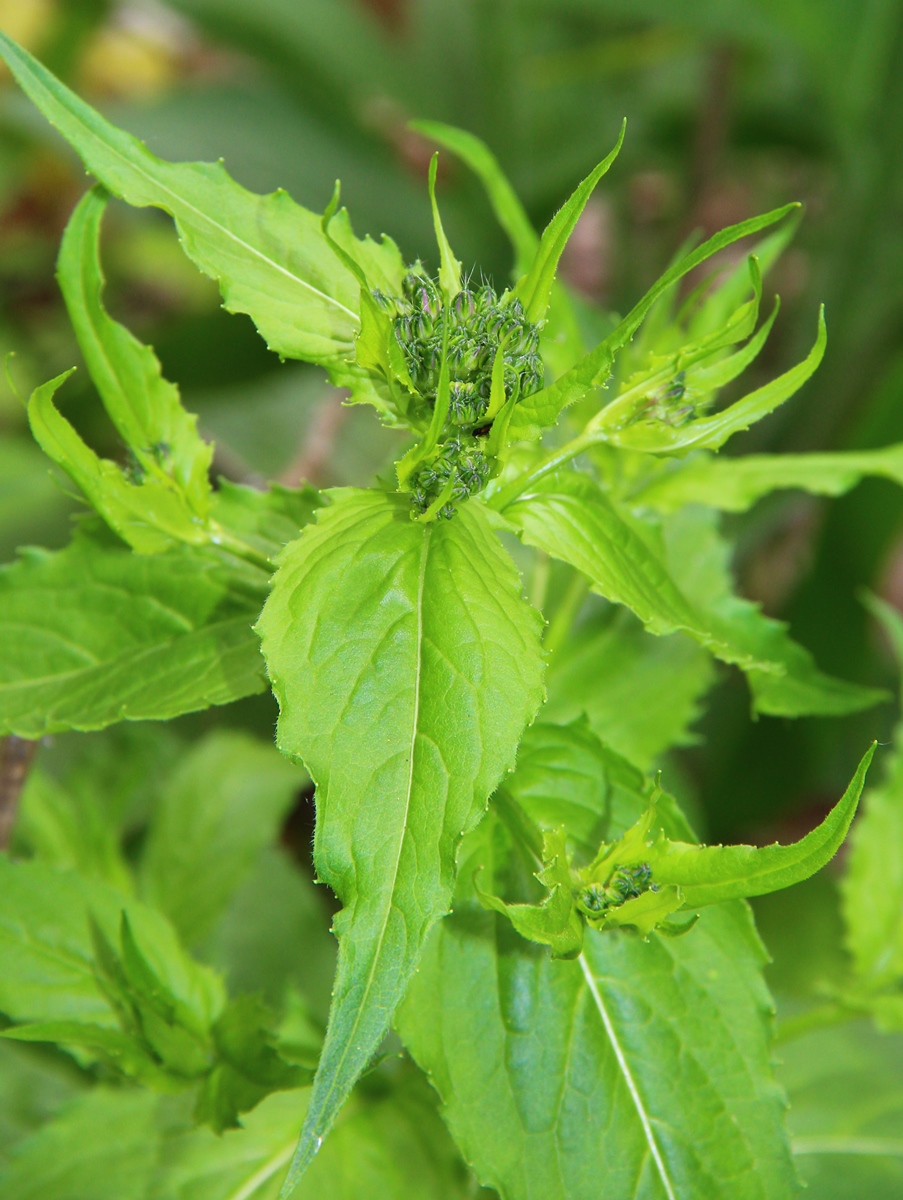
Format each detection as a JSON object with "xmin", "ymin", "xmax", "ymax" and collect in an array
[
  {"xmin": 256, "ymin": 489, "xmax": 544, "ymax": 1186},
  {"xmin": 509, "ymin": 203, "xmax": 798, "ymax": 439},
  {"xmin": 633, "ymin": 443, "xmax": 903, "ymax": 513},
  {"xmin": 397, "ymin": 820, "xmax": 798, "ymax": 1200},
  {"xmin": 427, "ymin": 153, "xmax": 462, "ymax": 300},
  {"xmin": 634, "ymin": 744, "xmax": 874, "ymax": 908},
  {"xmin": 0, "ymin": 32, "xmax": 405, "ymax": 374},
  {"xmin": 58, "ymin": 185, "xmax": 213, "ymax": 517},
  {"xmin": 410, "ymin": 119, "xmax": 538, "ymax": 274},
  {"xmin": 0, "ymin": 1088, "xmax": 159, "ymax": 1200},
  {"xmin": 140, "ymin": 731, "xmax": 305, "ymax": 948},
  {"xmin": 27, "ymin": 373, "xmax": 209, "ymax": 554},
  {"xmin": 515, "ymin": 121, "xmax": 626, "ymax": 325},
  {"xmin": 210, "ymin": 480, "xmax": 322, "ymax": 564},
  {"xmin": 0, "ymin": 856, "xmax": 224, "ymax": 1033},
  {"xmin": 0, "ymin": 522, "xmax": 267, "ymax": 737},
  {"xmin": 602, "ymin": 308, "xmax": 826, "ymax": 454}
]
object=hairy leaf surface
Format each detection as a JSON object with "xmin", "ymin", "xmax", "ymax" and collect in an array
[
  {"xmin": 256, "ymin": 489, "xmax": 544, "ymax": 1185},
  {"xmin": 0, "ymin": 522, "xmax": 266, "ymax": 737},
  {"xmin": 397, "ymin": 821, "xmax": 796, "ymax": 1200}
]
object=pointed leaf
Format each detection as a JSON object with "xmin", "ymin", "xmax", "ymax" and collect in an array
[
  {"xmin": 58, "ymin": 185, "xmax": 213, "ymax": 516},
  {"xmin": 635, "ymin": 442, "xmax": 903, "ymax": 513},
  {"xmin": 0, "ymin": 32, "xmax": 405, "ymax": 371},
  {"xmin": 515, "ymin": 121, "xmax": 626, "ymax": 325},
  {"xmin": 428, "ymin": 154, "xmax": 462, "ymax": 299},
  {"xmin": 0, "ymin": 522, "xmax": 267, "ymax": 737},
  {"xmin": 509, "ymin": 203, "xmax": 797, "ymax": 439},
  {"xmin": 256, "ymin": 489, "xmax": 544, "ymax": 1186},
  {"xmin": 649, "ymin": 745, "xmax": 874, "ymax": 908},
  {"xmin": 397, "ymin": 820, "xmax": 797, "ymax": 1200},
  {"xmin": 605, "ymin": 308, "xmax": 826, "ymax": 453},
  {"xmin": 27, "ymin": 372, "xmax": 208, "ymax": 553}
]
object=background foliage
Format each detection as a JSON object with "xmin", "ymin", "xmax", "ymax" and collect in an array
[{"xmin": 1, "ymin": 0, "xmax": 903, "ymax": 1195}]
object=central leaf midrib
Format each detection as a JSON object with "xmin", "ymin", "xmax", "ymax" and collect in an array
[
  {"xmin": 307, "ymin": 522, "xmax": 433, "ymax": 1128},
  {"xmin": 578, "ymin": 952, "xmax": 678, "ymax": 1200},
  {"xmin": 11, "ymin": 39, "xmax": 360, "ymax": 327}
]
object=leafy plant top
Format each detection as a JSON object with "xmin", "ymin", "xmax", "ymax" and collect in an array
[{"xmin": 0, "ymin": 28, "xmax": 893, "ymax": 1200}]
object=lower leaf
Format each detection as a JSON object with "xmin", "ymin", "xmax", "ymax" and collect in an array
[{"xmin": 256, "ymin": 489, "xmax": 544, "ymax": 1189}]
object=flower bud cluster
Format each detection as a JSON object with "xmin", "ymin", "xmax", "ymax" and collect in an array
[
  {"xmin": 578, "ymin": 863, "xmax": 657, "ymax": 915},
  {"xmin": 387, "ymin": 271, "xmax": 543, "ymax": 517}
]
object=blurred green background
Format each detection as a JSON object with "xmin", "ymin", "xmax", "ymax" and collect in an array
[{"xmin": 1, "ymin": 0, "xmax": 902, "ymax": 849}]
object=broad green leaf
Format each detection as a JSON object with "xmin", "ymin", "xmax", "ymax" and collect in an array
[
  {"xmin": 661, "ymin": 506, "xmax": 886, "ymax": 718},
  {"xmin": 515, "ymin": 122, "xmax": 626, "ymax": 325},
  {"xmin": 397, "ymin": 818, "xmax": 797, "ymax": 1200},
  {"xmin": 256, "ymin": 489, "xmax": 544, "ymax": 1186},
  {"xmin": 633, "ymin": 443, "xmax": 903, "ymax": 513},
  {"xmin": 140, "ymin": 732, "xmax": 305, "ymax": 948},
  {"xmin": 58, "ymin": 185, "xmax": 212, "ymax": 517},
  {"xmin": 601, "ymin": 308, "xmax": 826, "ymax": 454},
  {"xmin": 0, "ymin": 522, "xmax": 267, "ymax": 738},
  {"xmin": 502, "ymin": 717, "xmax": 610, "ymax": 849},
  {"xmin": 28, "ymin": 372, "xmax": 209, "ymax": 554},
  {"xmin": 153, "ymin": 1075, "xmax": 481, "ymax": 1200},
  {"xmin": 841, "ymin": 597, "xmax": 903, "ymax": 987},
  {"xmin": 0, "ymin": 32, "xmax": 405, "ymax": 374},
  {"xmin": 502, "ymin": 470, "xmax": 776, "ymax": 671},
  {"xmin": 0, "ymin": 857, "xmax": 224, "ymax": 1032},
  {"xmin": 780, "ymin": 1021, "xmax": 903, "ymax": 1199},
  {"xmin": 0, "ymin": 1087, "xmax": 159, "ymax": 1200},
  {"xmin": 545, "ymin": 609, "xmax": 715, "ymax": 769},
  {"xmin": 509, "ymin": 203, "xmax": 797, "ymax": 439}
]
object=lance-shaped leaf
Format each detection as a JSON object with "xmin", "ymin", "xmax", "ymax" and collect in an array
[
  {"xmin": 501, "ymin": 470, "xmax": 773, "ymax": 670},
  {"xmin": 0, "ymin": 31, "xmax": 405, "ymax": 375},
  {"xmin": 256, "ymin": 489, "xmax": 544, "ymax": 1188},
  {"xmin": 509, "ymin": 202, "xmax": 798, "ymax": 439},
  {"xmin": 28, "ymin": 372, "xmax": 211, "ymax": 554},
  {"xmin": 599, "ymin": 744, "xmax": 873, "ymax": 912},
  {"xmin": 396, "ymin": 815, "xmax": 798, "ymax": 1200},
  {"xmin": 0, "ymin": 521, "xmax": 267, "ymax": 737},
  {"xmin": 58, "ymin": 185, "xmax": 213, "ymax": 517},
  {"xmin": 515, "ymin": 122, "xmax": 626, "ymax": 326},
  {"xmin": 661, "ymin": 505, "xmax": 886, "ymax": 718},
  {"xmin": 427, "ymin": 154, "xmax": 462, "ymax": 300},
  {"xmin": 600, "ymin": 308, "xmax": 826, "ymax": 454},
  {"xmin": 634, "ymin": 443, "xmax": 903, "ymax": 513}
]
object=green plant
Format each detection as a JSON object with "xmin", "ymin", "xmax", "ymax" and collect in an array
[{"xmin": 1, "ymin": 27, "xmax": 902, "ymax": 1200}]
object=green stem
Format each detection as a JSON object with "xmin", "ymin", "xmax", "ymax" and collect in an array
[
  {"xmin": 208, "ymin": 525, "xmax": 274, "ymax": 574},
  {"xmin": 490, "ymin": 431, "xmax": 596, "ymax": 511},
  {"xmin": 530, "ymin": 550, "xmax": 550, "ymax": 611},
  {"xmin": 544, "ymin": 571, "xmax": 590, "ymax": 656}
]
